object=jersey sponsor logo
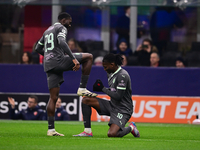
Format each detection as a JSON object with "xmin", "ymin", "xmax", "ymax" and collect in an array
[
  {"xmin": 62, "ymin": 29, "xmax": 66, "ymax": 33},
  {"xmin": 110, "ymin": 88, "xmax": 116, "ymax": 92},
  {"xmin": 121, "ymin": 80, "xmax": 124, "ymax": 83},
  {"xmin": 118, "ymin": 83, "xmax": 125, "ymax": 86},
  {"xmin": 45, "ymin": 53, "xmax": 54, "ymax": 60}
]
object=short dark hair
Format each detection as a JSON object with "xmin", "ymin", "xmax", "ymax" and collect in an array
[
  {"xmin": 143, "ymin": 38, "xmax": 153, "ymax": 46},
  {"xmin": 103, "ymin": 53, "xmax": 123, "ymax": 66},
  {"xmin": 29, "ymin": 95, "xmax": 38, "ymax": 103},
  {"xmin": 58, "ymin": 12, "xmax": 71, "ymax": 21}
]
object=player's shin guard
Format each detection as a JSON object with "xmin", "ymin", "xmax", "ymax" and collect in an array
[
  {"xmin": 48, "ymin": 116, "xmax": 55, "ymax": 129},
  {"xmin": 82, "ymin": 103, "xmax": 91, "ymax": 128}
]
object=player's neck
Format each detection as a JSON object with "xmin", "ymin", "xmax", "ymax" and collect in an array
[{"xmin": 112, "ymin": 66, "xmax": 121, "ymax": 74}]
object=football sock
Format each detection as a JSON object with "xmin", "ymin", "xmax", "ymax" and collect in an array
[
  {"xmin": 84, "ymin": 128, "xmax": 92, "ymax": 133},
  {"xmin": 117, "ymin": 126, "xmax": 132, "ymax": 137},
  {"xmin": 48, "ymin": 116, "xmax": 55, "ymax": 130},
  {"xmin": 130, "ymin": 124, "xmax": 133, "ymax": 131},
  {"xmin": 82, "ymin": 103, "xmax": 91, "ymax": 128},
  {"xmin": 78, "ymin": 88, "xmax": 86, "ymax": 90},
  {"xmin": 79, "ymin": 75, "xmax": 89, "ymax": 88}
]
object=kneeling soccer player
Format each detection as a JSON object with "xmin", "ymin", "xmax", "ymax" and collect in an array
[{"xmin": 73, "ymin": 53, "xmax": 140, "ymax": 137}]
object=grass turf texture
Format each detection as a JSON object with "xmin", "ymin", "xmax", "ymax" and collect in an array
[{"xmin": 0, "ymin": 120, "xmax": 200, "ymax": 150}]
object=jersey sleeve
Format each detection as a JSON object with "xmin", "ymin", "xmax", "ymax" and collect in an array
[
  {"xmin": 116, "ymin": 74, "xmax": 128, "ymax": 91},
  {"xmin": 57, "ymin": 27, "xmax": 67, "ymax": 39},
  {"xmin": 102, "ymin": 74, "xmax": 128, "ymax": 101},
  {"xmin": 57, "ymin": 27, "xmax": 75, "ymax": 59},
  {"xmin": 35, "ymin": 36, "xmax": 45, "ymax": 56}
]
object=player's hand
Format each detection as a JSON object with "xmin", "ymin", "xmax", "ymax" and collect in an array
[
  {"xmin": 8, "ymin": 97, "xmax": 15, "ymax": 109},
  {"xmin": 72, "ymin": 59, "xmax": 80, "ymax": 71},
  {"xmin": 93, "ymin": 79, "xmax": 104, "ymax": 92}
]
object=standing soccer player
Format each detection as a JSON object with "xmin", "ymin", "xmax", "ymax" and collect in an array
[
  {"xmin": 35, "ymin": 12, "xmax": 97, "ymax": 136},
  {"xmin": 74, "ymin": 53, "xmax": 140, "ymax": 137}
]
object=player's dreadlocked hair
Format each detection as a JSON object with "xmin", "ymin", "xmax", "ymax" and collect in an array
[
  {"xmin": 58, "ymin": 12, "xmax": 71, "ymax": 21},
  {"xmin": 103, "ymin": 53, "xmax": 123, "ymax": 66}
]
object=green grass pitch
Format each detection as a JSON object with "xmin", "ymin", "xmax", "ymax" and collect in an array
[{"xmin": 0, "ymin": 120, "xmax": 200, "ymax": 150}]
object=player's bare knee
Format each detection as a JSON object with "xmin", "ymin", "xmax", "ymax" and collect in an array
[
  {"xmin": 82, "ymin": 97, "xmax": 91, "ymax": 105},
  {"xmin": 87, "ymin": 53, "xmax": 93, "ymax": 60},
  {"xmin": 84, "ymin": 53, "xmax": 93, "ymax": 60}
]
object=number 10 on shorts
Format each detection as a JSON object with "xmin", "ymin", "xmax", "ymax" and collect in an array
[{"xmin": 117, "ymin": 113, "xmax": 123, "ymax": 119}]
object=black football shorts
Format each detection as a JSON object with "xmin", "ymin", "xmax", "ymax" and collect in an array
[
  {"xmin": 46, "ymin": 53, "xmax": 82, "ymax": 89},
  {"xmin": 97, "ymin": 98, "xmax": 131, "ymax": 129}
]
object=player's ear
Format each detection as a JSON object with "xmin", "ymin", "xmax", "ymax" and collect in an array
[
  {"xmin": 110, "ymin": 62, "xmax": 115, "ymax": 67},
  {"xmin": 60, "ymin": 18, "xmax": 66, "ymax": 24}
]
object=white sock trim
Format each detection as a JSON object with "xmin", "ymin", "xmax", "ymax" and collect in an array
[
  {"xmin": 130, "ymin": 125, "xmax": 133, "ymax": 131},
  {"xmin": 79, "ymin": 88, "xmax": 86, "ymax": 91},
  {"xmin": 84, "ymin": 128, "xmax": 92, "ymax": 133},
  {"xmin": 48, "ymin": 129, "xmax": 55, "ymax": 132}
]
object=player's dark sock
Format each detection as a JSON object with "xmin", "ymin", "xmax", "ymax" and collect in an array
[
  {"xmin": 82, "ymin": 103, "xmax": 91, "ymax": 128},
  {"xmin": 117, "ymin": 126, "xmax": 132, "ymax": 137},
  {"xmin": 48, "ymin": 116, "xmax": 55, "ymax": 129},
  {"xmin": 79, "ymin": 75, "xmax": 89, "ymax": 88}
]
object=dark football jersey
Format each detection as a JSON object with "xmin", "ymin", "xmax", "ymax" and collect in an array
[
  {"xmin": 102, "ymin": 67, "xmax": 133, "ymax": 115},
  {"xmin": 38, "ymin": 22, "xmax": 74, "ymax": 72}
]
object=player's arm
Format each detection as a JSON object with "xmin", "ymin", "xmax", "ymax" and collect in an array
[
  {"xmin": 35, "ymin": 37, "xmax": 45, "ymax": 56},
  {"xmin": 102, "ymin": 75, "xmax": 127, "ymax": 101},
  {"xmin": 93, "ymin": 75, "xmax": 127, "ymax": 101},
  {"xmin": 58, "ymin": 37, "xmax": 75, "ymax": 58},
  {"xmin": 57, "ymin": 28, "xmax": 80, "ymax": 71},
  {"xmin": 58, "ymin": 37, "xmax": 80, "ymax": 71},
  {"xmin": 57, "ymin": 27, "xmax": 75, "ymax": 60},
  {"xmin": 102, "ymin": 88, "xmax": 125, "ymax": 101}
]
